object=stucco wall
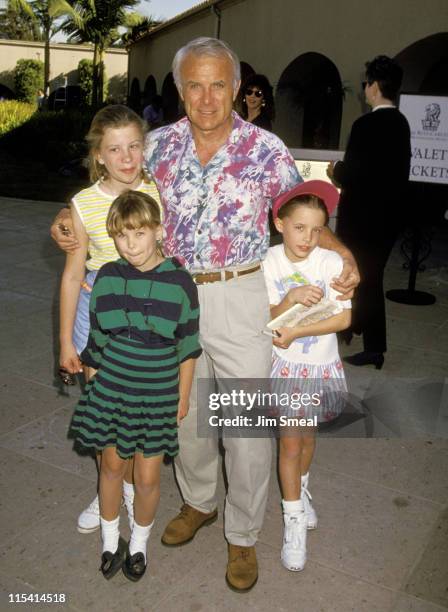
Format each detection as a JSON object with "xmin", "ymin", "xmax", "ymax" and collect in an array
[
  {"xmin": 0, "ymin": 39, "xmax": 128, "ymax": 99},
  {"xmin": 128, "ymin": 0, "xmax": 448, "ymax": 146},
  {"xmin": 129, "ymin": 11, "xmax": 216, "ymax": 96}
]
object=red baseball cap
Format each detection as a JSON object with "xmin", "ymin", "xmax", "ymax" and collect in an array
[{"xmin": 272, "ymin": 180, "xmax": 340, "ymax": 219}]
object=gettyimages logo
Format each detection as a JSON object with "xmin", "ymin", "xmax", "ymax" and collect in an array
[{"xmin": 421, "ymin": 103, "xmax": 441, "ymax": 131}]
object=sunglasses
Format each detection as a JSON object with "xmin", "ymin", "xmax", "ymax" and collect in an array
[{"xmin": 245, "ymin": 88, "xmax": 263, "ymax": 98}]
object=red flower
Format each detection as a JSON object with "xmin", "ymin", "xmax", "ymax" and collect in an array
[
  {"xmin": 323, "ymin": 369, "xmax": 330, "ymax": 379},
  {"xmin": 300, "ymin": 368, "xmax": 308, "ymax": 378},
  {"xmin": 280, "ymin": 367, "xmax": 290, "ymax": 377}
]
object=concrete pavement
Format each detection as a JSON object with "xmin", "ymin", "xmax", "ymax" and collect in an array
[{"xmin": 0, "ymin": 196, "xmax": 447, "ymax": 612}]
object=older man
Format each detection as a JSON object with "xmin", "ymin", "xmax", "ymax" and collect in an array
[{"xmin": 51, "ymin": 38, "xmax": 358, "ymax": 591}]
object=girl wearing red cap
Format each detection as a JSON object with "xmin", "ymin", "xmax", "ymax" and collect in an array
[{"xmin": 263, "ymin": 180, "xmax": 351, "ymax": 573}]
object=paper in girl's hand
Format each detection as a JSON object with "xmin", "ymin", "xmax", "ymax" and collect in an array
[{"xmin": 267, "ymin": 299, "xmax": 343, "ymax": 330}]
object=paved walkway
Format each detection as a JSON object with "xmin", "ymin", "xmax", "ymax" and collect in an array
[{"xmin": 0, "ymin": 196, "xmax": 447, "ymax": 612}]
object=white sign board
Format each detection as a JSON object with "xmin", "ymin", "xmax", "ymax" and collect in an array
[
  {"xmin": 289, "ymin": 149, "xmax": 345, "ymax": 231},
  {"xmin": 399, "ymin": 94, "xmax": 448, "ymax": 185}
]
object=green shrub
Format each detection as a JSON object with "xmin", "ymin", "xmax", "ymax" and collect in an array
[
  {"xmin": 78, "ymin": 59, "xmax": 108, "ymax": 107},
  {"xmin": 13, "ymin": 58, "xmax": 44, "ymax": 104},
  {"xmin": 0, "ymin": 109, "xmax": 96, "ymax": 168},
  {"xmin": 0, "ymin": 100, "xmax": 36, "ymax": 136},
  {"xmin": 78, "ymin": 59, "xmax": 93, "ymax": 106}
]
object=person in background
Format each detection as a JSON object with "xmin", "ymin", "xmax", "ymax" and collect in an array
[
  {"xmin": 328, "ymin": 55, "xmax": 411, "ymax": 369},
  {"xmin": 240, "ymin": 73, "xmax": 275, "ymax": 131},
  {"xmin": 37, "ymin": 89, "xmax": 45, "ymax": 110},
  {"xmin": 143, "ymin": 95, "xmax": 164, "ymax": 129}
]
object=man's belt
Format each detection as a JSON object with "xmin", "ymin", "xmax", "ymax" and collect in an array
[{"xmin": 192, "ymin": 264, "xmax": 261, "ymax": 285}]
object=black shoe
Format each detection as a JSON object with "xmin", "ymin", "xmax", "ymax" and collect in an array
[
  {"xmin": 343, "ymin": 351, "xmax": 384, "ymax": 370},
  {"xmin": 100, "ymin": 538, "xmax": 127, "ymax": 580},
  {"xmin": 338, "ymin": 329, "xmax": 353, "ymax": 346},
  {"xmin": 122, "ymin": 551, "xmax": 146, "ymax": 582}
]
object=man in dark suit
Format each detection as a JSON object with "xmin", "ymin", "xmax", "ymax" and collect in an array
[{"xmin": 328, "ymin": 55, "xmax": 411, "ymax": 368}]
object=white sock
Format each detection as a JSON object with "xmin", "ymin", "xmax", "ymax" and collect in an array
[
  {"xmin": 282, "ymin": 499, "xmax": 304, "ymax": 515},
  {"xmin": 123, "ymin": 480, "xmax": 134, "ymax": 501},
  {"xmin": 301, "ymin": 472, "xmax": 310, "ymax": 487},
  {"xmin": 100, "ymin": 516, "xmax": 120, "ymax": 554},
  {"xmin": 123, "ymin": 481, "xmax": 135, "ymax": 530},
  {"xmin": 129, "ymin": 520, "xmax": 154, "ymax": 562}
]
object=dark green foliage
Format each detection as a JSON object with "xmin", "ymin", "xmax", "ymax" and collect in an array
[
  {"xmin": 78, "ymin": 59, "xmax": 108, "ymax": 106},
  {"xmin": 0, "ymin": 7, "xmax": 43, "ymax": 41},
  {"xmin": 13, "ymin": 58, "xmax": 44, "ymax": 104},
  {"xmin": 0, "ymin": 108, "xmax": 95, "ymax": 169},
  {"xmin": 78, "ymin": 58, "xmax": 94, "ymax": 106}
]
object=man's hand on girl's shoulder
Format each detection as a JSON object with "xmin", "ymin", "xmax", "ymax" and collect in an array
[{"xmin": 331, "ymin": 256, "xmax": 360, "ymax": 300}]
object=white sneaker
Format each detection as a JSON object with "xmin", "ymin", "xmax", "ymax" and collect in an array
[
  {"xmin": 77, "ymin": 495, "xmax": 100, "ymax": 534},
  {"xmin": 78, "ymin": 487, "xmax": 134, "ymax": 534},
  {"xmin": 301, "ymin": 473, "xmax": 318, "ymax": 530},
  {"xmin": 281, "ymin": 510, "xmax": 307, "ymax": 572}
]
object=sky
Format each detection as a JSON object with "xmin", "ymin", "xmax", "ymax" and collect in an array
[{"xmin": 138, "ymin": 0, "xmax": 203, "ymax": 22}]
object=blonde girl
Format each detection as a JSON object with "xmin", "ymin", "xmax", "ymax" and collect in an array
[{"xmin": 59, "ymin": 105, "xmax": 160, "ymax": 534}]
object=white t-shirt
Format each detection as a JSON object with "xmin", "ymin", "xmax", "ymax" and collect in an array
[{"xmin": 262, "ymin": 244, "xmax": 351, "ymax": 365}]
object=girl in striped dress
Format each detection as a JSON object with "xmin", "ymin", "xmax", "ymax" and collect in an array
[
  {"xmin": 70, "ymin": 190, "xmax": 201, "ymax": 581},
  {"xmin": 59, "ymin": 106, "xmax": 160, "ymax": 534}
]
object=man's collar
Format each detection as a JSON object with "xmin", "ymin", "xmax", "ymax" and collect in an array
[{"xmin": 372, "ymin": 104, "xmax": 396, "ymax": 112}]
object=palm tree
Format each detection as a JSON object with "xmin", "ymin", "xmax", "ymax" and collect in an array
[
  {"xmin": 119, "ymin": 14, "xmax": 161, "ymax": 46},
  {"xmin": 9, "ymin": 0, "xmax": 81, "ymax": 99},
  {"xmin": 60, "ymin": 0, "xmax": 145, "ymax": 106}
]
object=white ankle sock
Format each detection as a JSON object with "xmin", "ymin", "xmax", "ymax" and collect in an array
[
  {"xmin": 282, "ymin": 499, "xmax": 304, "ymax": 515},
  {"xmin": 123, "ymin": 480, "xmax": 134, "ymax": 500},
  {"xmin": 100, "ymin": 516, "xmax": 120, "ymax": 554},
  {"xmin": 122, "ymin": 481, "xmax": 135, "ymax": 530},
  {"xmin": 129, "ymin": 520, "xmax": 154, "ymax": 561}
]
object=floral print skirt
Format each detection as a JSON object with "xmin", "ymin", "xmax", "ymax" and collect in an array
[{"xmin": 271, "ymin": 353, "xmax": 347, "ymax": 423}]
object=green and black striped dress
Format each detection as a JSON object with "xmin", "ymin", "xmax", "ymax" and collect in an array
[{"xmin": 70, "ymin": 257, "xmax": 202, "ymax": 459}]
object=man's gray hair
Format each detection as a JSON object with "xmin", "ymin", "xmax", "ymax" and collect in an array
[{"xmin": 172, "ymin": 37, "xmax": 241, "ymax": 92}]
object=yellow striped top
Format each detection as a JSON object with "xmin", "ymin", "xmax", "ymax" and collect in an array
[{"xmin": 72, "ymin": 181, "xmax": 161, "ymax": 271}]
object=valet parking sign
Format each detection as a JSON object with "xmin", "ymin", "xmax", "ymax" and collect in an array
[{"xmin": 399, "ymin": 94, "xmax": 448, "ymax": 185}]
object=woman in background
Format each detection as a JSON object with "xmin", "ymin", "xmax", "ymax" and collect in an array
[{"xmin": 240, "ymin": 73, "xmax": 275, "ymax": 131}]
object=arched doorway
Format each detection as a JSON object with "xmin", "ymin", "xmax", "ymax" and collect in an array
[
  {"xmin": 395, "ymin": 32, "xmax": 448, "ymax": 95},
  {"xmin": 143, "ymin": 75, "xmax": 157, "ymax": 106},
  {"xmin": 128, "ymin": 77, "xmax": 141, "ymax": 113},
  {"xmin": 161, "ymin": 72, "xmax": 180, "ymax": 124},
  {"xmin": 275, "ymin": 52, "xmax": 343, "ymax": 149}
]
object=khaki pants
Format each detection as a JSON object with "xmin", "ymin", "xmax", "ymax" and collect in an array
[{"xmin": 175, "ymin": 270, "xmax": 273, "ymax": 546}]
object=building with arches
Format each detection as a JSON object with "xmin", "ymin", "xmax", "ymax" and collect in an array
[{"xmin": 127, "ymin": 0, "xmax": 447, "ymax": 148}]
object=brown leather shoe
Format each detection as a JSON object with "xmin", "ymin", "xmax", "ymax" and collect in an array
[
  {"xmin": 161, "ymin": 503, "xmax": 218, "ymax": 546},
  {"xmin": 226, "ymin": 544, "xmax": 258, "ymax": 592}
]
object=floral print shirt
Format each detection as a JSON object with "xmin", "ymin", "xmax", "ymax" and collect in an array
[{"xmin": 144, "ymin": 112, "xmax": 300, "ymax": 271}]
